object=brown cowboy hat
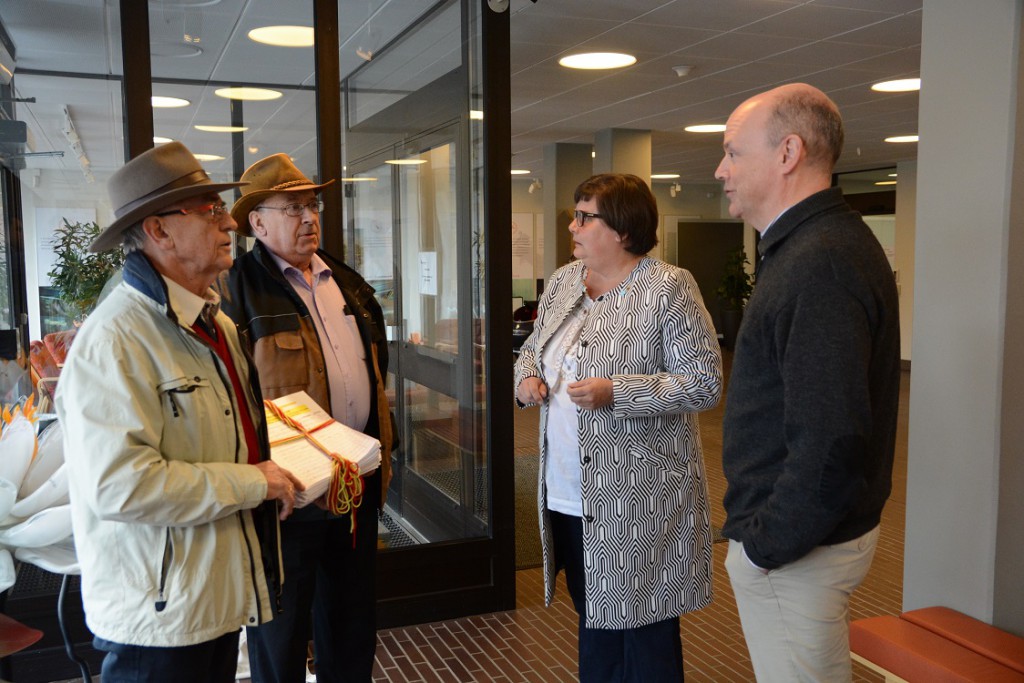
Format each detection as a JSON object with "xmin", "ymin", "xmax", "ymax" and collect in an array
[
  {"xmin": 89, "ymin": 141, "xmax": 246, "ymax": 253},
  {"xmin": 230, "ymin": 154, "xmax": 335, "ymax": 236}
]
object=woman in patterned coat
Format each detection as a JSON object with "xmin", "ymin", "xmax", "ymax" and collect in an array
[{"xmin": 513, "ymin": 173, "xmax": 723, "ymax": 682}]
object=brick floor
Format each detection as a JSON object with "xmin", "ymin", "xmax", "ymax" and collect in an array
[{"xmin": 369, "ymin": 366, "xmax": 910, "ymax": 682}]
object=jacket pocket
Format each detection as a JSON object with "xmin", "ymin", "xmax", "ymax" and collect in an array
[
  {"xmin": 157, "ymin": 375, "xmax": 213, "ymax": 419},
  {"xmin": 254, "ymin": 330, "xmax": 309, "ymax": 397}
]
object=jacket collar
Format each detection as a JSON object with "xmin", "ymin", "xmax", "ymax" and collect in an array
[
  {"xmin": 757, "ymin": 187, "xmax": 847, "ymax": 259},
  {"xmin": 122, "ymin": 250, "xmax": 176, "ymax": 322},
  {"xmin": 250, "ymin": 240, "xmax": 374, "ymax": 302}
]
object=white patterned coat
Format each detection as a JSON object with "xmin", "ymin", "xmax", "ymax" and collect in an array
[{"xmin": 514, "ymin": 257, "xmax": 722, "ymax": 629}]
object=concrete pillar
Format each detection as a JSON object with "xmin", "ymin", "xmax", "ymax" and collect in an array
[
  {"xmin": 904, "ymin": 0, "xmax": 1024, "ymax": 635},
  {"xmin": 541, "ymin": 142, "xmax": 592, "ymax": 278},
  {"xmin": 593, "ymin": 128, "xmax": 651, "ymax": 179}
]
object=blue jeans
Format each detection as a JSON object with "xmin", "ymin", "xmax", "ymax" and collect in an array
[
  {"xmin": 94, "ymin": 629, "xmax": 239, "ymax": 683},
  {"xmin": 549, "ymin": 510, "xmax": 685, "ymax": 682}
]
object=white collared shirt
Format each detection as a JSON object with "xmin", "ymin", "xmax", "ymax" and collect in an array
[{"xmin": 161, "ymin": 275, "xmax": 220, "ymax": 328}]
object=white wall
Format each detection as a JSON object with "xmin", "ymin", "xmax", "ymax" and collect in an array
[{"xmin": 904, "ymin": 0, "xmax": 1024, "ymax": 634}]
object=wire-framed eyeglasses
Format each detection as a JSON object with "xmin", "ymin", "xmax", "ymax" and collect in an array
[
  {"xmin": 255, "ymin": 200, "xmax": 324, "ymax": 217},
  {"xmin": 154, "ymin": 202, "xmax": 229, "ymax": 221},
  {"xmin": 574, "ymin": 210, "xmax": 603, "ymax": 226}
]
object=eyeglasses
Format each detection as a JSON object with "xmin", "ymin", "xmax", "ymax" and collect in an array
[
  {"xmin": 154, "ymin": 202, "xmax": 229, "ymax": 221},
  {"xmin": 255, "ymin": 200, "xmax": 324, "ymax": 217},
  {"xmin": 574, "ymin": 210, "xmax": 604, "ymax": 226}
]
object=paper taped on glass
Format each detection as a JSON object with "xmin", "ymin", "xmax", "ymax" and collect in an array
[{"xmin": 263, "ymin": 391, "xmax": 381, "ymax": 508}]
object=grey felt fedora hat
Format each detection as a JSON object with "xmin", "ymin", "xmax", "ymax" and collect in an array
[{"xmin": 89, "ymin": 141, "xmax": 246, "ymax": 253}]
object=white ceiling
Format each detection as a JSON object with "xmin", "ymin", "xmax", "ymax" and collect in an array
[{"xmin": 1, "ymin": 0, "xmax": 921, "ymax": 189}]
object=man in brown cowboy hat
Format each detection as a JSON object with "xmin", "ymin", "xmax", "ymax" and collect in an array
[
  {"xmin": 219, "ymin": 153, "xmax": 393, "ymax": 683},
  {"xmin": 55, "ymin": 142, "xmax": 303, "ymax": 683}
]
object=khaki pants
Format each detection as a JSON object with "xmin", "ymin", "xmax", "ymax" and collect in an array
[{"xmin": 725, "ymin": 526, "xmax": 880, "ymax": 683}]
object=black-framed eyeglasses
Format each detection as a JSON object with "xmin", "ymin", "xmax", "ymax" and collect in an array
[
  {"xmin": 255, "ymin": 200, "xmax": 324, "ymax": 217},
  {"xmin": 574, "ymin": 210, "xmax": 603, "ymax": 226},
  {"xmin": 154, "ymin": 202, "xmax": 229, "ymax": 221}
]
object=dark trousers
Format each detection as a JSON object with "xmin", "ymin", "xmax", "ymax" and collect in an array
[
  {"xmin": 248, "ymin": 471, "xmax": 380, "ymax": 683},
  {"xmin": 94, "ymin": 630, "xmax": 240, "ymax": 683},
  {"xmin": 549, "ymin": 510, "xmax": 685, "ymax": 683}
]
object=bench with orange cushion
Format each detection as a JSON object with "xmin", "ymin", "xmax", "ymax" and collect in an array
[
  {"xmin": 850, "ymin": 610, "xmax": 1024, "ymax": 682},
  {"xmin": 900, "ymin": 607, "xmax": 1024, "ymax": 675}
]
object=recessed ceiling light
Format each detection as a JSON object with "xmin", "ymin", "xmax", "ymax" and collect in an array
[
  {"xmin": 559, "ymin": 52, "xmax": 636, "ymax": 70},
  {"xmin": 885, "ymin": 135, "xmax": 919, "ymax": 143},
  {"xmin": 195, "ymin": 125, "xmax": 249, "ymax": 133},
  {"xmin": 193, "ymin": 153, "xmax": 225, "ymax": 161},
  {"xmin": 248, "ymin": 26, "xmax": 314, "ymax": 48},
  {"xmin": 469, "ymin": 110, "xmax": 484, "ymax": 120},
  {"xmin": 386, "ymin": 159, "xmax": 427, "ymax": 165},
  {"xmin": 888, "ymin": 173, "xmax": 898, "ymax": 177},
  {"xmin": 875, "ymin": 180, "xmax": 898, "ymax": 186},
  {"xmin": 511, "ymin": 169, "xmax": 531, "ymax": 175},
  {"xmin": 214, "ymin": 87, "xmax": 283, "ymax": 101},
  {"xmin": 152, "ymin": 96, "xmax": 190, "ymax": 108},
  {"xmin": 872, "ymin": 78, "xmax": 921, "ymax": 93},
  {"xmin": 684, "ymin": 124, "xmax": 726, "ymax": 133},
  {"xmin": 153, "ymin": 136, "xmax": 174, "ymax": 144},
  {"xmin": 651, "ymin": 173, "xmax": 680, "ymax": 180},
  {"xmin": 341, "ymin": 177, "xmax": 378, "ymax": 182}
]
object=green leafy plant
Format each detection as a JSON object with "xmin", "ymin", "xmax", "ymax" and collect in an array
[
  {"xmin": 715, "ymin": 248, "xmax": 754, "ymax": 311},
  {"xmin": 47, "ymin": 219, "xmax": 124, "ymax": 321}
]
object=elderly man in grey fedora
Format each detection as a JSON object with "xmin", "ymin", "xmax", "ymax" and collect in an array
[
  {"xmin": 55, "ymin": 141, "xmax": 304, "ymax": 683},
  {"xmin": 219, "ymin": 153, "xmax": 393, "ymax": 683}
]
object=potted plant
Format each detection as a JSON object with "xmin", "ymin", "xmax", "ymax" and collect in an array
[
  {"xmin": 715, "ymin": 247, "xmax": 754, "ymax": 350},
  {"xmin": 47, "ymin": 218, "xmax": 124, "ymax": 323}
]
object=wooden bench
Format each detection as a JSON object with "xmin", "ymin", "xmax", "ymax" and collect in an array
[{"xmin": 850, "ymin": 608, "xmax": 1024, "ymax": 682}]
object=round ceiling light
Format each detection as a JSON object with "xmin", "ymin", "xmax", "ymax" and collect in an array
[
  {"xmin": 651, "ymin": 173, "xmax": 680, "ymax": 180},
  {"xmin": 152, "ymin": 96, "xmax": 190, "ymax": 108},
  {"xmin": 214, "ymin": 87, "xmax": 283, "ymax": 101},
  {"xmin": 510, "ymin": 169, "xmax": 531, "ymax": 175},
  {"xmin": 885, "ymin": 135, "xmax": 919, "ymax": 143},
  {"xmin": 153, "ymin": 136, "xmax": 174, "ymax": 144},
  {"xmin": 684, "ymin": 124, "xmax": 726, "ymax": 133},
  {"xmin": 558, "ymin": 52, "xmax": 636, "ymax": 70},
  {"xmin": 872, "ymin": 78, "xmax": 921, "ymax": 93},
  {"xmin": 248, "ymin": 26, "xmax": 314, "ymax": 48}
]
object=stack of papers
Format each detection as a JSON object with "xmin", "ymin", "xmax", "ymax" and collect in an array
[{"xmin": 264, "ymin": 391, "xmax": 381, "ymax": 508}]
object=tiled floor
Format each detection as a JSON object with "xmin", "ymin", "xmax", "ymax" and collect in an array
[{"xmin": 369, "ymin": 362, "xmax": 910, "ymax": 682}]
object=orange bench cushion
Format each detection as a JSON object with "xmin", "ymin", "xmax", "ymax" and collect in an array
[
  {"xmin": 902, "ymin": 607, "xmax": 1024, "ymax": 675},
  {"xmin": 850, "ymin": 616, "xmax": 1024, "ymax": 682}
]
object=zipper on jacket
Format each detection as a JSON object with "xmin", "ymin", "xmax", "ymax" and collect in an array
[{"xmin": 155, "ymin": 528, "xmax": 173, "ymax": 612}]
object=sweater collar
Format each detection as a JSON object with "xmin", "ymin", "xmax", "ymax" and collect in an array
[{"xmin": 757, "ymin": 187, "xmax": 847, "ymax": 259}]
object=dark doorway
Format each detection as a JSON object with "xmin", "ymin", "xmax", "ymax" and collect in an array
[{"xmin": 675, "ymin": 220, "xmax": 745, "ymax": 334}]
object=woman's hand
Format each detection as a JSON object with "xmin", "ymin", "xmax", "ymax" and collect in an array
[
  {"xmin": 517, "ymin": 376, "xmax": 549, "ymax": 405},
  {"xmin": 567, "ymin": 377, "xmax": 613, "ymax": 410}
]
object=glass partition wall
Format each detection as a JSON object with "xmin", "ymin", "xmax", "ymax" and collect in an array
[{"xmin": 1, "ymin": 0, "xmax": 512, "ymax": 635}]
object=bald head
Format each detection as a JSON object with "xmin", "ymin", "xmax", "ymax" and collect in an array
[
  {"xmin": 757, "ymin": 83, "xmax": 844, "ymax": 171},
  {"xmin": 715, "ymin": 83, "xmax": 843, "ymax": 231}
]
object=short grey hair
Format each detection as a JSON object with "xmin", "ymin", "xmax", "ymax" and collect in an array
[{"xmin": 121, "ymin": 222, "xmax": 147, "ymax": 253}]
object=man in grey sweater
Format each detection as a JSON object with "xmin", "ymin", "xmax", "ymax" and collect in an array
[{"xmin": 715, "ymin": 83, "xmax": 900, "ymax": 682}]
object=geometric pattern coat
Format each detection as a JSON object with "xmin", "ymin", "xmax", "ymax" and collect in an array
[{"xmin": 514, "ymin": 257, "xmax": 723, "ymax": 628}]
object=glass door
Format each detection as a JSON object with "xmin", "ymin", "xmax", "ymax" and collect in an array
[
  {"xmin": 351, "ymin": 127, "xmax": 487, "ymax": 550},
  {"xmin": 341, "ymin": 0, "xmax": 512, "ymax": 626}
]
